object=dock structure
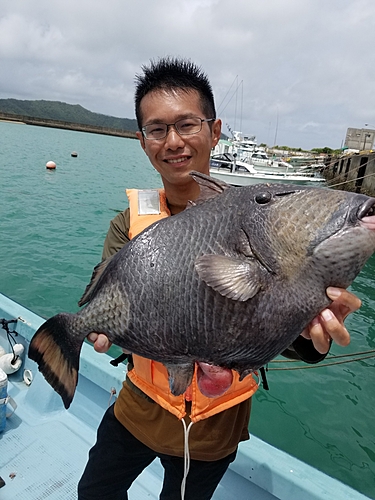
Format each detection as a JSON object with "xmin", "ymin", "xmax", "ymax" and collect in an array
[
  {"xmin": 0, "ymin": 111, "xmax": 137, "ymax": 139},
  {"xmin": 324, "ymin": 151, "xmax": 375, "ymax": 196}
]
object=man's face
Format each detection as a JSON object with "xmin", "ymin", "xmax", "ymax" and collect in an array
[{"xmin": 136, "ymin": 89, "xmax": 221, "ymax": 189}]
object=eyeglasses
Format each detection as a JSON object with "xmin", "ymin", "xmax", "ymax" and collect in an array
[{"xmin": 141, "ymin": 117, "xmax": 215, "ymax": 140}]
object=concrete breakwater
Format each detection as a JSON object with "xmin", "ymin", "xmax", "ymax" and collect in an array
[
  {"xmin": 0, "ymin": 111, "xmax": 137, "ymax": 139},
  {"xmin": 324, "ymin": 151, "xmax": 375, "ymax": 197}
]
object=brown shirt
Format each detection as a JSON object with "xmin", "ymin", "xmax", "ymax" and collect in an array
[{"xmin": 104, "ymin": 209, "xmax": 252, "ymax": 461}]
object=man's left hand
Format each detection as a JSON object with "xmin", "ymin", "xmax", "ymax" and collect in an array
[{"xmin": 301, "ymin": 287, "xmax": 361, "ymax": 354}]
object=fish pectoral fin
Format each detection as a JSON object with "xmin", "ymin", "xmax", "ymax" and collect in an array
[
  {"xmin": 164, "ymin": 362, "xmax": 195, "ymax": 396},
  {"xmin": 78, "ymin": 256, "xmax": 114, "ymax": 307},
  {"xmin": 195, "ymin": 254, "xmax": 261, "ymax": 301}
]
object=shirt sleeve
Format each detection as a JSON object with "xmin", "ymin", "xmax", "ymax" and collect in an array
[
  {"xmin": 102, "ymin": 208, "xmax": 131, "ymax": 260},
  {"xmin": 281, "ymin": 336, "xmax": 331, "ymax": 364}
]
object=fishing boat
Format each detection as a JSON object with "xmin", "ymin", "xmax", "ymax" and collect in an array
[
  {"xmin": 0, "ymin": 293, "xmax": 370, "ymax": 500},
  {"xmin": 210, "ymin": 154, "xmax": 326, "ymax": 187},
  {"xmin": 236, "ymin": 150, "xmax": 302, "ymax": 174},
  {"xmin": 213, "ymin": 136, "xmax": 324, "ymax": 176}
]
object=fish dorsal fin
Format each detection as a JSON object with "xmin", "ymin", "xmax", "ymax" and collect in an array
[
  {"xmin": 187, "ymin": 171, "xmax": 231, "ymax": 207},
  {"xmin": 195, "ymin": 254, "xmax": 262, "ymax": 301},
  {"xmin": 78, "ymin": 257, "xmax": 113, "ymax": 307}
]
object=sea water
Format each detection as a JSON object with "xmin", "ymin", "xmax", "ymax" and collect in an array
[{"xmin": 0, "ymin": 121, "xmax": 374, "ymax": 498}]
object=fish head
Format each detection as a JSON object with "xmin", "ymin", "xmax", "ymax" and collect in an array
[{"xmin": 237, "ymin": 183, "xmax": 375, "ymax": 288}]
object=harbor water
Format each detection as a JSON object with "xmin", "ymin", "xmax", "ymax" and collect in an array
[{"xmin": 1, "ymin": 121, "xmax": 374, "ymax": 498}]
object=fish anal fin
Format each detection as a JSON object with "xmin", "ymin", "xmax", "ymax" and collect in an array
[
  {"xmin": 28, "ymin": 314, "xmax": 83, "ymax": 409},
  {"xmin": 238, "ymin": 368, "xmax": 254, "ymax": 381},
  {"xmin": 195, "ymin": 254, "xmax": 262, "ymax": 301},
  {"xmin": 165, "ymin": 362, "xmax": 195, "ymax": 396},
  {"xmin": 78, "ymin": 257, "xmax": 113, "ymax": 307}
]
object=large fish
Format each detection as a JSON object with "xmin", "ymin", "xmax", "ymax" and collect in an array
[{"xmin": 29, "ymin": 172, "xmax": 375, "ymax": 409}]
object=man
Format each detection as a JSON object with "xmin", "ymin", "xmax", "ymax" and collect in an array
[{"xmin": 78, "ymin": 58, "xmax": 360, "ymax": 500}]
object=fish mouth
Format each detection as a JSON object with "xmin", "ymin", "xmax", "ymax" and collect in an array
[{"xmin": 358, "ymin": 198, "xmax": 375, "ymax": 230}]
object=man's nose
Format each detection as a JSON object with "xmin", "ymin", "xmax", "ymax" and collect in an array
[{"xmin": 164, "ymin": 125, "xmax": 185, "ymax": 149}]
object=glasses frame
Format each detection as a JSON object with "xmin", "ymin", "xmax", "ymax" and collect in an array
[{"xmin": 141, "ymin": 117, "xmax": 215, "ymax": 140}]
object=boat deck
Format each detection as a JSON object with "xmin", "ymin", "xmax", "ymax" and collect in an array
[
  {"xmin": 0, "ymin": 294, "xmax": 370, "ymax": 500},
  {"xmin": 1, "ymin": 368, "xmax": 274, "ymax": 500}
]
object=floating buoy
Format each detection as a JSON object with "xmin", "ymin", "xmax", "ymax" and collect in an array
[
  {"xmin": 71, "ymin": 151, "xmax": 78, "ymax": 157},
  {"xmin": 46, "ymin": 161, "xmax": 56, "ymax": 170}
]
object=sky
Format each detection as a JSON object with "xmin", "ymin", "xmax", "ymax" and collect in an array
[{"xmin": 1, "ymin": 0, "xmax": 374, "ymax": 150}]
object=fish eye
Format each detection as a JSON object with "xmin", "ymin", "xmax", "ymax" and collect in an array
[{"xmin": 255, "ymin": 192, "xmax": 272, "ymax": 204}]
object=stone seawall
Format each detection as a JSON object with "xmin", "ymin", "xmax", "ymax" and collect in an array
[
  {"xmin": 324, "ymin": 151, "xmax": 375, "ymax": 197},
  {"xmin": 0, "ymin": 111, "xmax": 137, "ymax": 139}
]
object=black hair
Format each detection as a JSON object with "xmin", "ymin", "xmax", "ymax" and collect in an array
[{"xmin": 134, "ymin": 57, "xmax": 216, "ymax": 130}]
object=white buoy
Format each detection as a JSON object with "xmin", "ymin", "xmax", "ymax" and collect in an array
[
  {"xmin": 71, "ymin": 151, "xmax": 78, "ymax": 157},
  {"xmin": 46, "ymin": 161, "xmax": 56, "ymax": 170}
]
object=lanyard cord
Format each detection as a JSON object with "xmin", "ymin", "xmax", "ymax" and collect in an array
[{"xmin": 180, "ymin": 419, "xmax": 194, "ymax": 499}]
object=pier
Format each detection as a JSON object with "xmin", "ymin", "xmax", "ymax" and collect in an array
[
  {"xmin": 0, "ymin": 111, "xmax": 137, "ymax": 139},
  {"xmin": 324, "ymin": 151, "xmax": 375, "ymax": 196}
]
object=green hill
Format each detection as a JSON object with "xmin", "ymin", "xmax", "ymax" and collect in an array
[{"xmin": 0, "ymin": 98, "xmax": 138, "ymax": 131}]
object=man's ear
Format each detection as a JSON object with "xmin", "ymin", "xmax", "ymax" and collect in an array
[
  {"xmin": 136, "ymin": 131, "xmax": 147, "ymax": 154},
  {"xmin": 211, "ymin": 119, "xmax": 222, "ymax": 148}
]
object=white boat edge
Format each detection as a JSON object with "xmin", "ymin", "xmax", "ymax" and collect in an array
[
  {"xmin": 0, "ymin": 292, "xmax": 370, "ymax": 500},
  {"xmin": 210, "ymin": 167, "xmax": 326, "ymax": 187}
]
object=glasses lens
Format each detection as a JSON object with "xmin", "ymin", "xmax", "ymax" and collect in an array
[
  {"xmin": 144, "ymin": 123, "xmax": 167, "ymax": 139},
  {"xmin": 175, "ymin": 117, "xmax": 202, "ymax": 135}
]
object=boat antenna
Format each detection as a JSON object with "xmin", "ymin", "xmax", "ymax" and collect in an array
[
  {"xmin": 226, "ymin": 122, "xmax": 234, "ymax": 139},
  {"xmin": 217, "ymin": 75, "xmax": 239, "ymax": 116},
  {"xmin": 239, "ymin": 80, "xmax": 244, "ymax": 135},
  {"xmin": 217, "ymin": 76, "xmax": 244, "ymax": 138},
  {"xmin": 273, "ymin": 108, "xmax": 279, "ymax": 146}
]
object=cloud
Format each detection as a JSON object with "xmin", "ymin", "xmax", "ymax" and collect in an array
[{"xmin": 1, "ymin": 0, "xmax": 374, "ymax": 149}]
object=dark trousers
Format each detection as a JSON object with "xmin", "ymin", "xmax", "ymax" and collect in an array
[{"xmin": 78, "ymin": 404, "xmax": 236, "ymax": 500}]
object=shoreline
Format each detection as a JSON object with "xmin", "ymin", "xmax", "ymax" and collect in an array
[{"xmin": 0, "ymin": 112, "xmax": 137, "ymax": 139}]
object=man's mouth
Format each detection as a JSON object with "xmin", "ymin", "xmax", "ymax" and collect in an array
[{"xmin": 165, "ymin": 156, "xmax": 190, "ymax": 164}]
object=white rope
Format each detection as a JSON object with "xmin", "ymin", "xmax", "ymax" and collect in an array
[{"xmin": 180, "ymin": 419, "xmax": 194, "ymax": 499}]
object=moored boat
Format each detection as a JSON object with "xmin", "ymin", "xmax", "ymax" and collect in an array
[{"xmin": 210, "ymin": 153, "xmax": 326, "ymax": 187}]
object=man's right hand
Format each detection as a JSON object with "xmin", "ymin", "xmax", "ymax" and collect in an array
[{"xmin": 87, "ymin": 333, "xmax": 112, "ymax": 353}]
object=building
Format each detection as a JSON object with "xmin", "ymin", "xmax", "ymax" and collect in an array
[{"xmin": 344, "ymin": 127, "xmax": 375, "ymax": 151}]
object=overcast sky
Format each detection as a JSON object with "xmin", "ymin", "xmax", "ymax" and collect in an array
[{"xmin": 1, "ymin": 0, "xmax": 374, "ymax": 150}]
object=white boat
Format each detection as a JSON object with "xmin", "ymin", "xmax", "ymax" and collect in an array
[
  {"xmin": 0, "ymin": 292, "xmax": 370, "ymax": 499},
  {"xmin": 210, "ymin": 154, "xmax": 326, "ymax": 187},
  {"xmin": 238, "ymin": 150, "xmax": 301, "ymax": 175},
  {"xmin": 214, "ymin": 135, "xmax": 310, "ymax": 175}
]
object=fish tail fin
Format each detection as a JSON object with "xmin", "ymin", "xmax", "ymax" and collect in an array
[{"xmin": 28, "ymin": 313, "xmax": 83, "ymax": 409}]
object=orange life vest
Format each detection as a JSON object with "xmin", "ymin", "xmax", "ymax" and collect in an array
[{"xmin": 125, "ymin": 188, "xmax": 258, "ymax": 423}]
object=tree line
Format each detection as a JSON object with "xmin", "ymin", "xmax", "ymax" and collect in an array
[{"xmin": 0, "ymin": 98, "xmax": 138, "ymax": 132}]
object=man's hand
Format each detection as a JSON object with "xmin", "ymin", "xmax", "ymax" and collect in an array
[
  {"xmin": 87, "ymin": 333, "xmax": 112, "ymax": 353},
  {"xmin": 87, "ymin": 333, "xmax": 131, "ymax": 355},
  {"xmin": 301, "ymin": 287, "xmax": 361, "ymax": 354}
]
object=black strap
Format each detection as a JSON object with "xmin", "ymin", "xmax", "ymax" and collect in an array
[
  {"xmin": 259, "ymin": 366, "xmax": 269, "ymax": 390},
  {"xmin": 110, "ymin": 353, "xmax": 129, "ymax": 366}
]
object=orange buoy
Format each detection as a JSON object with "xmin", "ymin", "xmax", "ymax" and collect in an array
[{"xmin": 46, "ymin": 161, "xmax": 56, "ymax": 170}]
